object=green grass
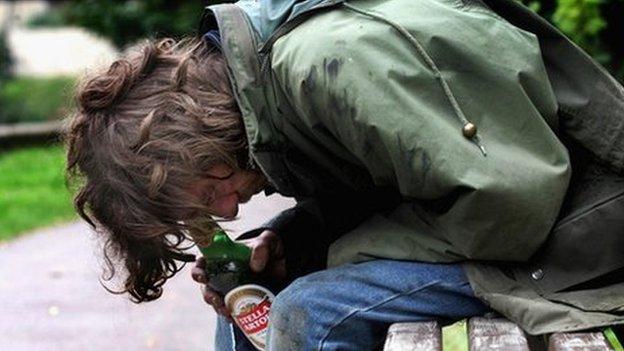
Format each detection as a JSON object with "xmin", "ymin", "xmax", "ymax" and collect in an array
[
  {"xmin": 0, "ymin": 144, "xmax": 77, "ymax": 241},
  {"xmin": 442, "ymin": 319, "xmax": 469, "ymax": 351},
  {"xmin": 0, "ymin": 76, "xmax": 75, "ymax": 124}
]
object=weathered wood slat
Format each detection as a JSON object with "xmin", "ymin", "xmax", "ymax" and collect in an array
[
  {"xmin": 0, "ymin": 120, "xmax": 63, "ymax": 139},
  {"xmin": 549, "ymin": 332, "xmax": 614, "ymax": 351},
  {"xmin": 383, "ymin": 321, "xmax": 441, "ymax": 351},
  {"xmin": 468, "ymin": 317, "xmax": 530, "ymax": 351}
]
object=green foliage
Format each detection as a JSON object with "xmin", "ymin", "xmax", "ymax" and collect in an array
[
  {"xmin": 442, "ymin": 319, "xmax": 469, "ymax": 351},
  {"xmin": 518, "ymin": 0, "xmax": 623, "ymax": 82},
  {"xmin": 0, "ymin": 77, "xmax": 75, "ymax": 124},
  {"xmin": 27, "ymin": 0, "xmax": 622, "ymax": 82},
  {"xmin": 27, "ymin": 9, "xmax": 66, "ymax": 28},
  {"xmin": 553, "ymin": 0, "xmax": 607, "ymax": 59},
  {"xmin": 0, "ymin": 144, "xmax": 77, "ymax": 240},
  {"xmin": 521, "ymin": 0, "xmax": 544, "ymax": 13},
  {"xmin": 29, "ymin": 0, "xmax": 211, "ymax": 49},
  {"xmin": 0, "ymin": 30, "xmax": 12, "ymax": 80}
]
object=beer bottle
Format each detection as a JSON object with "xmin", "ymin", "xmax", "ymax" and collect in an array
[{"xmin": 199, "ymin": 229, "xmax": 275, "ymax": 351}]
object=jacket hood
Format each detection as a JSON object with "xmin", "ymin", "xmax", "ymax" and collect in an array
[{"xmin": 237, "ymin": 0, "xmax": 328, "ymax": 42}]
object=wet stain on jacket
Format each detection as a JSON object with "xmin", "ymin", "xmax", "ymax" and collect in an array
[
  {"xmin": 397, "ymin": 136, "xmax": 431, "ymax": 187},
  {"xmin": 322, "ymin": 57, "xmax": 351, "ymax": 125},
  {"xmin": 328, "ymin": 87, "xmax": 357, "ymax": 123},
  {"xmin": 302, "ymin": 65, "xmax": 318, "ymax": 94},
  {"xmin": 324, "ymin": 57, "xmax": 343, "ymax": 81},
  {"xmin": 420, "ymin": 152, "xmax": 431, "ymax": 183}
]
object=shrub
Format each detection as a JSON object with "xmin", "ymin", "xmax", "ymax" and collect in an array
[
  {"xmin": 28, "ymin": 0, "xmax": 211, "ymax": 49},
  {"xmin": 519, "ymin": 0, "xmax": 623, "ymax": 83},
  {"xmin": 0, "ymin": 30, "xmax": 13, "ymax": 80},
  {"xmin": 0, "ymin": 77, "xmax": 75, "ymax": 124}
]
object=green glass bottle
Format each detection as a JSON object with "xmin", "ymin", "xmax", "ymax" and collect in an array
[
  {"xmin": 198, "ymin": 229, "xmax": 274, "ymax": 351},
  {"xmin": 200, "ymin": 229, "xmax": 253, "ymax": 294}
]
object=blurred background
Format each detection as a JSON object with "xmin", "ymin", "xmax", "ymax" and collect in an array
[
  {"xmin": 0, "ymin": 1, "xmax": 296, "ymax": 350},
  {"xmin": 0, "ymin": 0, "xmax": 621, "ymax": 350}
]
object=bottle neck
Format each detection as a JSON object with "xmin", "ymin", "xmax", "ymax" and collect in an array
[{"xmin": 200, "ymin": 230, "xmax": 251, "ymax": 262}]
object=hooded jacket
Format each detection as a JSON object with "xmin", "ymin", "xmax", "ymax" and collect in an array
[{"xmin": 201, "ymin": 0, "xmax": 624, "ymax": 334}]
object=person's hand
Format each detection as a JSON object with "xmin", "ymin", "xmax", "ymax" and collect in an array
[
  {"xmin": 240, "ymin": 229, "xmax": 286, "ymax": 280},
  {"xmin": 190, "ymin": 230, "xmax": 286, "ymax": 321}
]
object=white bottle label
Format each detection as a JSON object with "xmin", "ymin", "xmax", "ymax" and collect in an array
[{"xmin": 225, "ymin": 284, "xmax": 275, "ymax": 351}]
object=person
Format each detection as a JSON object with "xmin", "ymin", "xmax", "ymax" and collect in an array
[{"xmin": 65, "ymin": 0, "xmax": 624, "ymax": 349}]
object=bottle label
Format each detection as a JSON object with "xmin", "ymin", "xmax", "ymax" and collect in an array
[{"xmin": 225, "ymin": 284, "xmax": 275, "ymax": 351}]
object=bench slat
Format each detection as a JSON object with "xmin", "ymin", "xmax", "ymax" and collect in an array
[
  {"xmin": 383, "ymin": 321, "xmax": 441, "ymax": 351},
  {"xmin": 549, "ymin": 332, "xmax": 614, "ymax": 351},
  {"xmin": 0, "ymin": 121, "xmax": 63, "ymax": 139},
  {"xmin": 468, "ymin": 317, "xmax": 530, "ymax": 351}
]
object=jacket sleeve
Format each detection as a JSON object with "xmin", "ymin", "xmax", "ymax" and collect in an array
[
  {"xmin": 237, "ymin": 188, "xmax": 401, "ymax": 281},
  {"xmin": 269, "ymin": 9, "xmax": 571, "ymax": 261}
]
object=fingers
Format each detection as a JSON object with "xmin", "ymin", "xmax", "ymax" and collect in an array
[
  {"xmin": 191, "ymin": 266, "xmax": 208, "ymax": 284},
  {"xmin": 202, "ymin": 286, "xmax": 232, "ymax": 320},
  {"xmin": 250, "ymin": 240, "xmax": 269, "ymax": 273},
  {"xmin": 191, "ymin": 257, "xmax": 207, "ymax": 284},
  {"xmin": 248, "ymin": 230, "xmax": 284, "ymax": 273},
  {"xmin": 269, "ymin": 232, "xmax": 285, "ymax": 259},
  {"xmin": 195, "ymin": 256, "xmax": 206, "ymax": 268},
  {"xmin": 202, "ymin": 286, "xmax": 224, "ymax": 310},
  {"xmin": 193, "ymin": 258, "xmax": 231, "ymax": 320},
  {"xmin": 260, "ymin": 230, "xmax": 284, "ymax": 259}
]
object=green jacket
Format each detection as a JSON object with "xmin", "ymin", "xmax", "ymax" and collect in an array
[{"xmin": 203, "ymin": 0, "xmax": 624, "ymax": 334}]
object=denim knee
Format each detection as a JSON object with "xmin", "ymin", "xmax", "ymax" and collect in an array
[{"xmin": 267, "ymin": 277, "xmax": 315, "ymax": 350}]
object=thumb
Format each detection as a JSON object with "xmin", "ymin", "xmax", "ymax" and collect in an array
[{"xmin": 250, "ymin": 243, "xmax": 269, "ymax": 273}]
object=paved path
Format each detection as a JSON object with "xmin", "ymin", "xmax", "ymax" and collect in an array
[{"xmin": 0, "ymin": 194, "xmax": 295, "ymax": 351}]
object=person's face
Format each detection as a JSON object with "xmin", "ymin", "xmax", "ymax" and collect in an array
[{"xmin": 185, "ymin": 164, "xmax": 267, "ymax": 219}]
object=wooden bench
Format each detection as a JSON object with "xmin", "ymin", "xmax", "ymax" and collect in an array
[
  {"xmin": 383, "ymin": 318, "xmax": 623, "ymax": 351},
  {"xmin": 0, "ymin": 120, "xmax": 63, "ymax": 147}
]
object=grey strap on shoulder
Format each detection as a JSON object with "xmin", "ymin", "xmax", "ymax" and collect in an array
[{"xmin": 208, "ymin": 3, "xmax": 261, "ymax": 90}]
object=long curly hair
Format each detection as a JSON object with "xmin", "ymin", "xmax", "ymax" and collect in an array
[{"xmin": 64, "ymin": 37, "xmax": 249, "ymax": 302}]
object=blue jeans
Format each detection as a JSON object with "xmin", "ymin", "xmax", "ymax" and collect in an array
[{"xmin": 215, "ymin": 260, "xmax": 490, "ymax": 351}]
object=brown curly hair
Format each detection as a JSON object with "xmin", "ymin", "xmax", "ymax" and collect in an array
[{"xmin": 64, "ymin": 37, "xmax": 249, "ymax": 302}]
